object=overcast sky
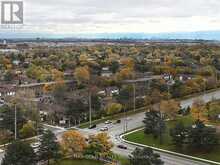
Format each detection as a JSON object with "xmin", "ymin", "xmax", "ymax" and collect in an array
[{"xmin": 3, "ymin": 0, "xmax": 220, "ymax": 35}]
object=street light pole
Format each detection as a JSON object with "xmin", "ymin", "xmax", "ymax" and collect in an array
[
  {"xmin": 133, "ymin": 83, "xmax": 136, "ymax": 112},
  {"xmin": 89, "ymin": 91, "xmax": 92, "ymax": 128},
  {"xmin": 123, "ymin": 108, "xmax": 127, "ymax": 133},
  {"xmin": 14, "ymin": 104, "xmax": 17, "ymax": 140}
]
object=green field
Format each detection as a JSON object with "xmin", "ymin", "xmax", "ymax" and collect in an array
[
  {"xmin": 53, "ymin": 159, "xmax": 104, "ymax": 165},
  {"xmin": 124, "ymin": 115, "xmax": 220, "ymax": 163}
]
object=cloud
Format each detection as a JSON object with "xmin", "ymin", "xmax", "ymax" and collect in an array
[{"xmin": 1, "ymin": 0, "xmax": 220, "ymax": 34}]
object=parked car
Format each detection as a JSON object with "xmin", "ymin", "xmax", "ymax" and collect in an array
[
  {"xmin": 117, "ymin": 144, "xmax": 127, "ymax": 150},
  {"xmin": 105, "ymin": 120, "xmax": 112, "ymax": 124},
  {"xmin": 100, "ymin": 126, "xmax": 108, "ymax": 131},
  {"xmin": 89, "ymin": 124, "xmax": 96, "ymax": 129}
]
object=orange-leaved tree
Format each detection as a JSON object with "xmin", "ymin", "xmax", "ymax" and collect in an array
[{"xmin": 61, "ymin": 130, "xmax": 86, "ymax": 157}]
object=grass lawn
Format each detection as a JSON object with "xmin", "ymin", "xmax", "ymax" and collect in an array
[
  {"xmin": 124, "ymin": 115, "xmax": 220, "ymax": 163},
  {"xmin": 114, "ymin": 154, "xmax": 130, "ymax": 165},
  {"xmin": 53, "ymin": 159, "xmax": 104, "ymax": 165}
]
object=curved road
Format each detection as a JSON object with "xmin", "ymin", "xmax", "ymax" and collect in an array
[
  {"xmin": 84, "ymin": 89, "xmax": 220, "ymax": 165},
  {"xmin": 1, "ymin": 89, "xmax": 220, "ymax": 164}
]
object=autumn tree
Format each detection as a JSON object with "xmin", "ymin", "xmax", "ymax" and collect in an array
[
  {"xmin": 150, "ymin": 89, "xmax": 164, "ymax": 104},
  {"xmin": 85, "ymin": 133, "xmax": 113, "ymax": 158},
  {"xmin": 191, "ymin": 99, "xmax": 206, "ymax": 121},
  {"xmin": 19, "ymin": 121, "xmax": 36, "ymax": 139},
  {"xmin": 159, "ymin": 100, "xmax": 180, "ymax": 120},
  {"xmin": 0, "ymin": 129, "xmax": 12, "ymax": 144},
  {"xmin": 51, "ymin": 68, "xmax": 64, "ymax": 82},
  {"xmin": 116, "ymin": 67, "xmax": 133, "ymax": 81},
  {"xmin": 120, "ymin": 57, "xmax": 134, "ymax": 69},
  {"xmin": 79, "ymin": 53, "xmax": 89, "ymax": 66},
  {"xmin": 105, "ymin": 103, "xmax": 122, "ymax": 116},
  {"xmin": 74, "ymin": 65, "xmax": 96, "ymax": 127},
  {"xmin": 74, "ymin": 66, "xmax": 90, "ymax": 85},
  {"xmin": 61, "ymin": 130, "xmax": 86, "ymax": 157}
]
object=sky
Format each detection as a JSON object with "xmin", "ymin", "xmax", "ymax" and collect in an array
[{"xmin": 2, "ymin": 0, "xmax": 220, "ymax": 36}]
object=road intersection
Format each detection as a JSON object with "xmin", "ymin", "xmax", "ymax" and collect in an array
[{"xmin": 1, "ymin": 89, "xmax": 220, "ymax": 164}]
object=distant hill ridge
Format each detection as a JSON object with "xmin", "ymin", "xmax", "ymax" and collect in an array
[{"xmin": 1, "ymin": 30, "xmax": 220, "ymax": 40}]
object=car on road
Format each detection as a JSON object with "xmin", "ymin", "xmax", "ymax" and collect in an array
[
  {"xmin": 0, "ymin": 99, "xmax": 5, "ymax": 107},
  {"xmin": 125, "ymin": 117, "xmax": 132, "ymax": 121},
  {"xmin": 31, "ymin": 142, "xmax": 41, "ymax": 153},
  {"xmin": 31, "ymin": 142, "xmax": 40, "ymax": 149},
  {"xmin": 117, "ymin": 144, "xmax": 127, "ymax": 150},
  {"xmin": 100, "ymin": 126, "xmax": 108, "ymax": 131},
  {"xmin": 114, "ymin": 119, "xmax": 121, "ymax": 124},
  {"xmin": 89, "ymin": 124, "xmax": 96, "ymax": 129},
  {"xmin": 105, "ymin": 120, "xmax": 112, "ymax": 124}
]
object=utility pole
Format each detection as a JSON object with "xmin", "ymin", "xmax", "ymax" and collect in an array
[
  {"xmin": 123, "ymin": 108, "xmax": 127, "ymax": 133},
  {"xmin": 89, "ymin": 91, "xmax": 92, "ymax": 127},
  {"xmin": 203, "ymin": 79, "xmax": 206, "ymax": 97},
  {"xmin": 14, "ymin": 104, "xmax": 17, "ymax": 140},
  {"xmin": 133, "ymin": 83, "xmax": 136, "ymax": 112}
]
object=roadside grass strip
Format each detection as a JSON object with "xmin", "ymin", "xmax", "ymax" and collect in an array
[{"xmin": 121, "ymin": 128, "xmax": 220, "ymax": 165}]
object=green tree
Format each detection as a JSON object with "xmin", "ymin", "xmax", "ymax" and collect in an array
[
  {"xmin": 91, "ymin": 94, "xmax": 101, "ymax": 112},
  {"xmin": 129, "ymin": 147, "xmax": 164, "ymax": 165},
  {"xmin": 143, "ymin": 110, "xmax": 166, "ymax": 144},
  {"xmin": 3, "ymin": 70, "xmax": 14, "ymax": 82},
  {"xmin": 109, "ymin": 61, "xmax": 119, "ymax": 73},
  {"xmin": 188, "ymin": 120, "xmax": 219, "ymax": 151},
  {"xmin": 52, "ymin": 83, "xmax": 67, "ymax": 105},
  {"xmin": 2, "ymin": 140, "xmax": 36, "ymax": 165},
  {"xmin": 19, "ymin": 121, "xmax": 36, "ymax": 139},
  {"xmin": 38, "ymin": 130, "xmax": 61, "ymax": 165},
  {"xmin": 117, "ymin": 85, "xmax": 132, "ymax": 109},
  {"xmin": 84, "ymin": 133, "xmax": 113, "ymax": 158},
  {"xmin": 170, "ymin": 122, "xmax": 187, "ymax": 150},
  {"xmin": 0, "ymin": 105, "xmax": 26, "ymax": 136},
  {"xmin": 65, "ymin": 99, "xmax": 87, "ymax": 125}
]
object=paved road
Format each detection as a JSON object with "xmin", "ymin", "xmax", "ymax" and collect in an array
[
  {"xmin": 181, "ymin": 90, "xmax": 220, "ymax": 108},
  {"xmin": 82, "ymin": 89, "xmax": 220, "ymax": 165},
  {"xmin": 1, "ymin": 89, "xmax": 220, "ymax": 164},
  {"xmin": 0, "ymin": 149, "xmax": 4, "ymax": 163},
  {"xmin": 85, "ymin": 115, "xmax": 208, "ymax": 165}
]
